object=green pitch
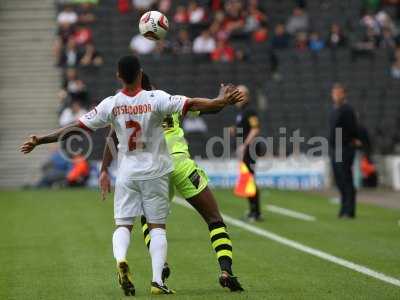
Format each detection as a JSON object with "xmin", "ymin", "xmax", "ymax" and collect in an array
[{"xmin": 0, "ymin": 189, "xmax": 399, "ymax": 299}]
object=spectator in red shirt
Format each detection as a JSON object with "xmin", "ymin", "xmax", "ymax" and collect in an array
[
  {"xmin": 73, "ymin": 25, "xmax": 93, "ymax": 47},
  {"xmin": 211, "ymin": 39, "xmax": 235, "ymax": 62},
  {"xmin": 223, "ymin": 0, "xmax": 245, "ymax": 34},
  {"xmin": 252, "ymin": 23, "xmax": 269, "ymax": 43},
  {"xmin": 118, "ymin": 0, "xmax": 131, "ymax": 14},
  {"xmin": 211, "ymin": 0, "xmax": 223, "ymax": 11},
  {"xmin": 295, "ymin": 32, "xmax": 308, "ymax": 51},
  {"xmin": 174, "ymin": 5, "xmax": 189, "ymax": 23}
]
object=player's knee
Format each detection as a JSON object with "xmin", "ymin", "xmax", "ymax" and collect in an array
[{"xmin": 116, "ymin": 225, "xmax": 133, "ymax": 232}]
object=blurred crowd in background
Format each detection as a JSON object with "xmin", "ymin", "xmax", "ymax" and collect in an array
[
  {"xmin": 54, "ymin": 0, "xmax": 102, "ymax": 128},
  {"xmin": 53, "ymin": 0, "xmax": 400, "ymax": 123},
  {"xmin": 123, "ymin": 0, "xmax": 400, "ymax": 70},
  {"xmin": 35, "ymin": 0, "xmax": 101, "ymax": 188},
  {"xmin": 42, "ymin": 0, "xmax": 400, "ymax": 188}
]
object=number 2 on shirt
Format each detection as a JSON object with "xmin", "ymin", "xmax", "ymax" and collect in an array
[{"xmin": 125, "ymin": 120, "xmax": 142, "ymax": 151}]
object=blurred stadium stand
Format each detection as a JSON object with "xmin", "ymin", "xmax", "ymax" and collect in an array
[{"xmin": 0, "ymin": 0, "xmax": 59, "ymax": 187}]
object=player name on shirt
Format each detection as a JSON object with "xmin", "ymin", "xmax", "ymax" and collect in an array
[{"xmin": 112, "ymin": 103, "xmax": 152, "ymax": 116}]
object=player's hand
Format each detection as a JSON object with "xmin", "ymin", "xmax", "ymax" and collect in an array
[
  {"xmin": 223, "ymin": 88, "xmax": 245, "ymax": 105},
  {"xmin": 218, "ymin": 83, "xmax": 236, "ymax": 98},
  {"xmin": 20, "ymin": 135, "xmax": 39, "ymax": 154},
  {"xmin": 99, "ymin": 170, "xmax": 111, "ymax": 201}
]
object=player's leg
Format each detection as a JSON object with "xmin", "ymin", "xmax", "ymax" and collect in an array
[
  {"xmin": 172, "ymin": 156, "xmax": 243, "ymax": 291},
  {"xmin": 186, "ymin": 188, "xmax": 243, "ymax": 291},
  {"xmin": 112, "ymin": 177, "xmax": 142, "ymax": 296},
  {"xmin": 112, "ymin": 224, "xmax": 133, "ymax": 263},
  {"xmin": 141, "ymin": 174, "xmax": 175, "ymax": 295},
  {"xmin": 140, "ymin": 216, "xmax": 171, "ymax": 281},
  {"xmin": 140, "ymin": 181, "xmax": 173, "ymax": 281},
  {"xmin": 113, "ymin": 222, "xmax": 135, "ymax": 296},
  {"xmin": 140, "ymin": 156, "xmax": 243, "ymax": 291}
]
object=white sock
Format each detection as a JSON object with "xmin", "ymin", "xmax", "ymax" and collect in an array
[
  {"xmin": 112, "ymin": 227, "xmax": 131, "ymax": 262},
  {"xmin": 149, "ymin": 228, "xmax": 167, "ymax": 285}
]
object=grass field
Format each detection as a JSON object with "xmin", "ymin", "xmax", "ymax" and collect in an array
[{"xmin": 0, "ymin": 188, "xmax": 399, "ymax": 300}]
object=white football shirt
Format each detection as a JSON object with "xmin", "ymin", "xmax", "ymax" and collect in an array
[{"xmin": 79, "ymin": 89, "xmax": 188, "ymax": 180}]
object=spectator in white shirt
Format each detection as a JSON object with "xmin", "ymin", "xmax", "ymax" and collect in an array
[
  {"xmin": 188, "ymin": 1, "xmax": 205, "ymax": 24},
  {"xmin": 59, "ymin": 101, "xmax": 87, "ymax": 127},
  {"xmin": 57, "ymin": 6, "xmax": 78, "ymax": 26},
  {"xmin": 129, "ymin": 34, "xmax": 156, "ymax": 55},
  {"xmin": 132, "ymin": 0, "xmax": 156, "ymax": 10},
  {"xmin": 286, "ymin": 7, "xmax": 309, "ymax": 35},
  {"xmin": 193, "ymin": 30, "xmax": 216, "ymax": 54}
]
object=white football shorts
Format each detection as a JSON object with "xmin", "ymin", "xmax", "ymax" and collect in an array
[{"xmin": 114, "ymin": 173, "xmax": 171, "ymax": 225}]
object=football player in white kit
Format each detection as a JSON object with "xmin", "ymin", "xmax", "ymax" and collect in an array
[{"xmin": 20, "ymin": 55, "xmax": 244, "ymax": 296}]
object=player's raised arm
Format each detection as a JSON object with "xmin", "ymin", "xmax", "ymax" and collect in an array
[
  {"xmin": 186, "ymin": 84, "xmax": 244, "ymax": 113},
  {"xmin": 20, "ymin": 121, "xmax": 83, "ymax": 154},
  {"xmin": 154, "ymin": 85, "xmax": 244, "ymax": 119}
]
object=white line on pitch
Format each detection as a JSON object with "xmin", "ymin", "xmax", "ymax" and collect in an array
[
  {"xmin": 266, "ymin": 205, "xmax": 316, "ymax": 221},
  {"xmin": 173, "ymin": 197, "xmax": 400, "ymax": 288}
]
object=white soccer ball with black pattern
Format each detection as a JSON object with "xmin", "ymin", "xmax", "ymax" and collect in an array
[{"xmin": 139, "ymin": 11, "xmax": 169, "ymax": 41}]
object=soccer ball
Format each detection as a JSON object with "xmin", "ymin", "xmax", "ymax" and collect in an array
[{"xmin": 139, "ymin": 11, "xmax": 169, "ymax": 41}]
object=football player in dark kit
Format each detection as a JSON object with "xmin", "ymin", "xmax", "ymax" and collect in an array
[{"xmin": 231, "ymin": 85, "xmax": 262, "ymax": 221}]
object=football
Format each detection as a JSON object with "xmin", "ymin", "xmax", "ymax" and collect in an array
[{"xmin": 139, "ymin": 11, "xmax": 169, "ymax": 41}]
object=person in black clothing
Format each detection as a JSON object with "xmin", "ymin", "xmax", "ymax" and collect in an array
[
  {"xmin": 231, "ymin": 85, "xmax": 262, "ymax": 221},
  {"xmin": 329, "ymin": 83, "xmax": 360, "ymax": 219}
]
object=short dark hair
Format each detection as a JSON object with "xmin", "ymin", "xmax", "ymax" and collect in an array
[{"xmin": 118, "ymin": 55, "xmax": 141, "ymax": 84}]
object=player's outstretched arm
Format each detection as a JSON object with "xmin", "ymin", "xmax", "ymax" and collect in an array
[
  {"xmin": 20, "ymin": 121, "xmax": 83, "ymax": 154},
  {"xmin": 186, "ymin": 85, "xmax": 244, "ymax": 113}
]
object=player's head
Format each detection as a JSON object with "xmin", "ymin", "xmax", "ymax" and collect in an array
[
  {"xmin": 236, "ymin": 85, "xmax": 250, "ymax": 108},
  {"xmin": 117, "ymin": 55, "xmax": 142, "ymax": 85},
  {"xmin": 331, "ymin": 83, "xmax": 346, "ymax": 106}
]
